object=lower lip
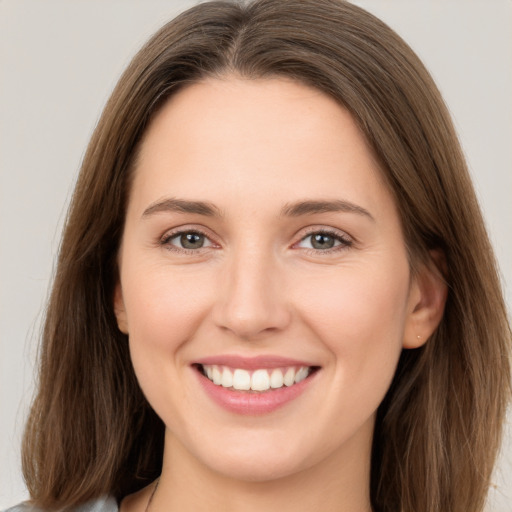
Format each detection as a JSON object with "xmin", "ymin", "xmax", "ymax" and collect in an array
[{"xmin": 195, "ymin": 369, "xmax": 317, "ymax": 415}]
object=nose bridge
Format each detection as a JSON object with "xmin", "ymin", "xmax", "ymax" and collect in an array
[{"xmin": 214, "ymin": 240, "xmax": 290, "ymax": 339}]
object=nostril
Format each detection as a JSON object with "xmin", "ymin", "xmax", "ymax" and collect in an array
[
  {"xmin": 214, "ymin": 308, "xmax": 292, "ymax": 341},
  {"xmin": 212, "ymin": 269, "xmax": 292, "ymax": 339}
]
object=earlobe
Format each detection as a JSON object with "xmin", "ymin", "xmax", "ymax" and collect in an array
[
  {"xmin": 114, "ymin": 283, "xmax": 129, "ymax": 334},
  {"xmin": 403, "ymin": 251, "xmax": 448, "ymax": 349}
]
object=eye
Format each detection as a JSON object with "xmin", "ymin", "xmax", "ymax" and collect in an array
[
  {"xmin": 296, "ymin": 230, "xmax": 352, "ymax": 251},
  {"xmin": 163, "ymin": 230, "xmax": 214, "ymax": 251}
]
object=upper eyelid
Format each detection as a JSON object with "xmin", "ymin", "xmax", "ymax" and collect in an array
[
  {"xmin": 294, "ymin": 225, "xmax": 354, "ymax": 242},
  {"xmin": 159, "ymin": 224, "xmax": 354, "ymax": 249},
  {"xmin": 160, "ymin": 227, "xmax": 218, "ymax": 254},
  {"xmin": 161, "ymin": 224, "xmax": 218, "ymax": 243},
  {"xmin": 299, "ymin": 231, "xmax": 349, "ymax": 242}
]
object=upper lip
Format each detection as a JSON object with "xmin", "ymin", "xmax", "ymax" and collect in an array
[{"xmin": 194, "ymin": 354, "xmax": 318, "ymax": 370}]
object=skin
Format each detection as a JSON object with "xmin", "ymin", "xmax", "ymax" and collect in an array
[{"xmin": 115, "ymin": 76, "xmax": 446, "ymax": 512}]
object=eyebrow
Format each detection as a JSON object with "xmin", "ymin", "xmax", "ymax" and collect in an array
[
  {"xmin": 141, "ymin": 197, "xmax": 374, "ymax": 221},
  {"xmin": 142, "ymin": 198, "xmax": 222, "ymax": 218},
  {"xmin": 280, "ymin": 199, "xmax": 374, "ymax": 221}
]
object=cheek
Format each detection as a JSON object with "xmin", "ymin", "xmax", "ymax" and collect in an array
[
  {"xmin": 295, "ymin": 259, "xmax": 410, "ymax": 385},
  {"xmin": 121, "ymin": 262, "xmax": 214, "ymax": 380},
  {"xmin": 121, "ymin": 264, "xmax": 221, "ymax": 433}
]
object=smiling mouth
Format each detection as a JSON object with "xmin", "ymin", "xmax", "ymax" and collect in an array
[{"xmin": 194, "ymin": 364, "xmax": 320, "ymax": 392}]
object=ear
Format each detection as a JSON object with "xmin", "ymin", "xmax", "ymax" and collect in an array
[
  {"xmin": 403, "ymin": 251, "xmax": 448, "ymax": 349},
  {"xmin": 114, "ymin": 282, "xmax": 129, "ymax": 334}
]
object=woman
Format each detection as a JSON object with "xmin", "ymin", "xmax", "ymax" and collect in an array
[{"xmin": 6, "ymin": 0, "xmax": 511, "ymax": 511}]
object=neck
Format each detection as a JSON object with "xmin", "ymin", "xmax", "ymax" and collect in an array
[{"xmin": 150, "ymin": 425, "xmax": 373, "ymax": 512}]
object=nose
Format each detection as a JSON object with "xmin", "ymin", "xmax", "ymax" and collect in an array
[{"xmin": 213, "ymin": 246, "xmax": 291, "ymax": 340}]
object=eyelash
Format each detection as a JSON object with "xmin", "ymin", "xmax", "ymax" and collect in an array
[
  {"xmin": 159, "ymin": 227, "xmax": 353, "ymax": 255},
  {"xmin": 160, "ymin": 229, "xmax": 216, "ymax": 255},
  {"xmin": 295, "ymin": 228, "xmax": 353, "ymax": 255}
]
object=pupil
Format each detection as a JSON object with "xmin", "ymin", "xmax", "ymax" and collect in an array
[
  {"xmin": 181, "ymin": 233, "xmax": 204, "ymax": 249},
  {"xmin": 312, "ymin": 233, "xmax": 334, "ymax": 249}
]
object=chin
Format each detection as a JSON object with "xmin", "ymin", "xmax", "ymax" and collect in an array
[
  {"xmin": 178, "ymin": 425, "xmax": 338, "ymax": 484},
  {"xmin": 205, "ymin": 447, "xmax": 311, "ymax": 483}
]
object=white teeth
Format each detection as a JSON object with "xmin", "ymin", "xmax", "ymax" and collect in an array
[
  {"xmin": 202, "ymin": 365, "xmax": 313, "ymax": 391},
  {"xmin": 221, "ymin": 367, "xmax": 233, "ymax": 388},
  {"xmin": 233, "ymin": 369, "xmax": 251, "ymax": 390},
  {"xmin": 294, "ymin": 366, "xmax": 309, "ymax": 384},
  {"xmin": 251, "ymin": 369, "xmax": 270, "ymax": 391},
  {"xmin": 212, "ymin": 366, "xmax": 222, "ymax": 385},
  {"xmin": 270, "ymin": 369, "xmax": 284, "ymax": 388},
  {"xmin": 283, "ymin": 368, "xmax": 295, "ymax": 387}
]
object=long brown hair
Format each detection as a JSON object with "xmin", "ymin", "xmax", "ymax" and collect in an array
[{"xmin": 22, "ymin": 1, "xmax": 511, "ymax": 511}]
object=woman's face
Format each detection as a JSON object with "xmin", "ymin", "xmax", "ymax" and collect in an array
[{"xmin": 115, "ymin": 77, "xmax": 428, "ymax": 482}]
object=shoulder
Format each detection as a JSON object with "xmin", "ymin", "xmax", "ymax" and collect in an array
[{"xmin": 3, "ymin": 496, "xmax": 118, "ymax": 512}]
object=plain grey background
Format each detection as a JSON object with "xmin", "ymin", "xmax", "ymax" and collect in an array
[{"xmin": 1, "ymin": 0, "xmax": 511, "ymax": 509}]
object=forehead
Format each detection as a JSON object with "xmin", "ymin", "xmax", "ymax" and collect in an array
[
  {"xmin": 130, "ymin": 76, "xmax": 392, "ymax": 218},
  {"xmin": 139, "ymin": 76, "xmax": 375, "ymax": 160}
]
